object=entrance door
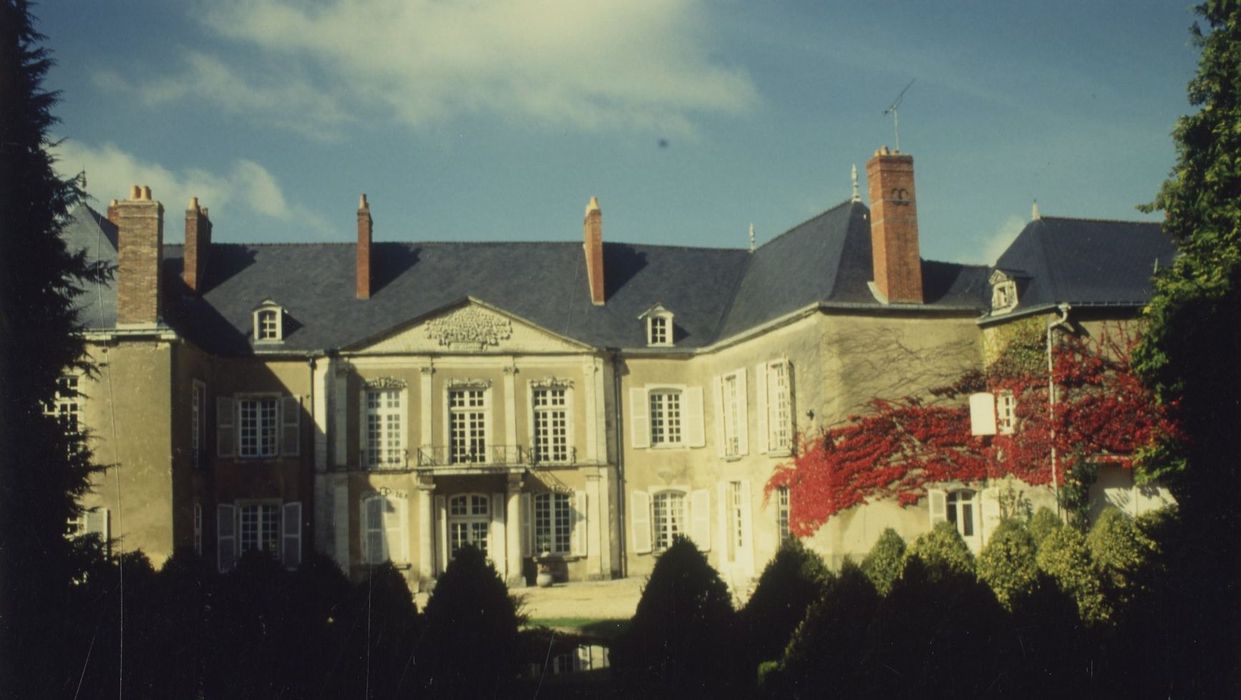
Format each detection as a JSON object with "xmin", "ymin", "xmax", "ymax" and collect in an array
[{"xmin": 448, "ymin": 493, "xmax": 490, "ymax": 558}]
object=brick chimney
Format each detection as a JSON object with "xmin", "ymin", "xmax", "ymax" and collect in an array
[
  {"xmin": 866, "ymin": 147, "xmax": 924, "ymax": 304},
  {"xmin": 107, "ymin": 199, "xmax": 120, "ymax": 226},
  {"xmin": 115, "ymin": 185, "xmax": 164, "ymax": 326},
  {"xmin": 583, "ymin": 196, "xmax": 605, "ymax": 306},
  {"xmin": 182, "ymin": 196, "xmax": 212, "ymax": 295},
  {"xmin": 356, "ymin": 193, "xmax": 372, "ymax": 300}
]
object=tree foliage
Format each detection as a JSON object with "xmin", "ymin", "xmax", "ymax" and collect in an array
[
  {"xmin": 741, "ymin": 539, "xmax": 831, "ymax": 668},
  {"xmin": 976, "ymin": 518, "xmax": 1038, "ymax": 610},
  {"xmin": 777, "ymin": 560, "xmax": 878, "ymax": 698},
  {"xmin": 0, "ymin": 1, "xmax": 109, "ymax": 693},
  {"xmin": 768, "ymin": 325, "xmax": 1174, "ymax": 537},
  {"xmin": 1037, "ymin": 524, "xmax": 1110, "ymax": 624},
  {"xmin": 860, "ymin": 527, "xmax": 906, "ymax": 596},
  {"xmin": 906, "ymin": 521, "xmax": 975, "ymax": 580}
]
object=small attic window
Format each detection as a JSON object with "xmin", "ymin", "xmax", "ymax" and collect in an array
[
  {"xmin": 988, "ymin": 271, "xmax": 1018, "ymax": 314},
  {"xmin": 253, "ymin": 300, "xmax": 284, "ymax": 342},
  {"xmin": 640, "ymin": 304, "xmax": 674, "ymax": 347}
]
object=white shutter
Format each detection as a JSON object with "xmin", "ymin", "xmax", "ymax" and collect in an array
[
  {"xmin": 435, "ymin": 495, "xmax": 448, "ymax": 573},
  {"xmin": 685, "ymin": 387, "xmax": 705, "ymax": 448},
  {"xmin": 716, "ymin": 482, "xmax": 729, "ymax": 564},
  {"xmin": 754, "ymin": 364, "xmax": 768, "ymax": 454},
  {"xmin": 980, "ymin": 487, "xmax": 1002, "ymax": 545},
  {"xmin": 491, "ymin": 493, "xmax": 505, "ymax": 573},
  {"xmin": 690, "ymin": 489, "xmax": 711, "ymax": 552},
  {"xmin": 281, "ymin": 396, "xmax": 301, "ymax": 456},
  {"xmin": 361, "ymin": 497, "xmax": 380, "ymax": 564},
  {"xmin": 282, "ymin": 501, "xmax": 302, "ymax": 569},
  {"xmin": 217, "ymin": 504, "xmax": 237, "ymax": 572},
  {"xmin": 571, "ymin": 491, "xmax": 588, "ymax": 557},
  {"xmin": 630, "ymin": 491, "xmax": 652, "ymax": 554},
  {"xmin": 712, "ymin": 376, "xmax": 726, "ymax": 457},
  {"xmin": 388, "ymin": 497, "xmax": 408, "ymax": 564},
  {"xmin": 217, "ymin": 397, "xmax": 236, "ymax": 457},
  {"xmin": 927, "ymin": 488, "xmax": 947, "ymax": 526},
  {"xmin": 969, "ymin": 392, "xmax": 997, "ymax": 436},
  {"xmin": 521, "ymin": 493, "xmax": 533, "ymax": 558},
  {"xmin": 85, "ymin": 507, "xmax": 110, "ymax": 546},
  {"xmin": 736, "ymin": 370, "xmax": 749, "ymax": 456},
  {"xmin": 739, "ymin": 480, "xmax": 755, "ymax": 576},
  {"xmin": 629, "ymin": 387, "xmax": 650, "ymax": 448}
]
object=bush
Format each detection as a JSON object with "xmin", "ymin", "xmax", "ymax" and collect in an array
[
  {"xmin": 1037, "ymin": 524, "xmax": 1109, "ymax": 624},
  {"xmin": 860, "ymin": 527, "xmax": 906, "ymax": 596},
  {"xmin": 416, "ymin": 545, "xmax": 522, "ymax": 696},
  {"xmin": 613, "ymin": 537, "xmax": 743, "ymax": 694},
  {"xmin": 976, "ymin": 518, "xmax": 1038, "ymax": 610},
  {"xmin": 741, "ymin": 539, "xmax": 831, "ymax": 667},
  {"xmin": 779, "ymin": 560, "xmax": 878, "ymax": 698},
  {"xmin": 1087, "ymin": 508, "xmax": 1159, "ymax": 611},
  {"xmin": 1030, "ymin": 506, "xmax": 1061, "ymax": 548},
  {"xmin": 906, "ymin": 520, "xmax": 975, "ymax": 580}
]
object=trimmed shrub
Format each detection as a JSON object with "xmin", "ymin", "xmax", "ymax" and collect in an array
[
  {"xmin": 977, "ymin": 518, "xmax": 1038, "ymax": 610},
  {"xmin": 416, "ymin": 545, "xmax": 522, "ymax": 696},
  {"xmin": 742, "ymin": 539, "xmax": 832, "ymax": 667},
  {"xmin": 1030, "ymin": 506, "xmax": 1061, "ymax": 548},
  {"xmin": 613, "ymin": 537, "xmax": 743, "ymax": 694},
  {"xmin": 779, "ymin": 560, "xmax": 878, "ymax": 698},
  {"xmin": 1087, "ymin": 508, "xmax": 1159, "ymax": 611},
  {"xmin": 1037, "ymin": 524, "xmax": 1109, "ymax": 624},
  {"xmin": 861, "ymin": 527, "xmax": 906, "ymax": 596},
  {"xmin": 906, "ymin": 520, "xmax": 975, "ymax": 580}
]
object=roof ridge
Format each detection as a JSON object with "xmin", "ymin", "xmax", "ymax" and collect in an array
[
  {"xmin": 1038, "ymin": 214, "xmax": 1162, "ymax": 226},
  {"xmin": 754, "ymin": 199, "xmax": 859, "ymax": 251}
]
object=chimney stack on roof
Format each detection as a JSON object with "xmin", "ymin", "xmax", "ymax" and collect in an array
[
  {"xmin": 866, "ymin": 146, "xmax": 924, "ymax": 304},
  {"xmin": 115, "ymin": 185, "xmax": 165, "ymax": 326},
  {"xmin": 357, "ymin": 193, "xmax": 373, "ymax": 300},
  {"xmin": 183, "ymin": 196, "xmax": 213, "ymax": 295},
  {"xmin": 583, "ymin": 196, "xmax": 605, "ymax": 306}
]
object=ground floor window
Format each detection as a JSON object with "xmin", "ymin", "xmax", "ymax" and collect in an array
[
  {"xmin": 652, "ymin": 490, "xmax": 686, "ymax": 551},
  {"xmin": 776, "ymin": 486, "xmax": 791, "ymax": 542},
  {"xmin": 946, "ymin": 489, "xmax": 976, "ymax": 539},
  {"xmin": 239, "ymin": 503, "xmax": 281, "ymax": 555},
  {"xmin": 449, "ymin": 493, "xmax": 490, "ymax": 558},
  {"xmin": 534, "ymin": 492, "xmax": 572, "ymax": 554}
]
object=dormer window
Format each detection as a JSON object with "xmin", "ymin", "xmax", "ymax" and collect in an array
[
  {"xmin": 988, "ymin": 270, "xmax": 1019, "ymax": 314},
  {"xmin": 253, "ymin": 300, "xmax": 285, "ymax": 342},
  {"xmin": 639, "ymin": 304, "xmax": 675, "ymax": 347}
]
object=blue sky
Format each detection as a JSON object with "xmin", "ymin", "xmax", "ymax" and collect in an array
[{"xmin": 41, "ymin": 0, "xmax": 1198, "ymax": 265}]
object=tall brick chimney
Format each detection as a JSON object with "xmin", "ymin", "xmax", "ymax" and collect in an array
[
  {"xmin": 182, "ymin": 196, "xmax": 212, "ymax": 295},
  {"xmin": 115, "ymin": 185, "xmax": 164, "ymax": 326},
  {"xmin": 866, "ymin": 147, "xmax": 924, "ymax": 304},
  {"xmin": 583, "ymin": 196, "xmax": 605, "ymax": 306},
  {"xmin": 357, "ymin": 193, "xmax": 372, "ymax": 300}
]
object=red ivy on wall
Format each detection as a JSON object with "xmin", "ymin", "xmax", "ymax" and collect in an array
[{"xmin": 766, "ymin": 324, "xmax": 1178, "ymax": 538}]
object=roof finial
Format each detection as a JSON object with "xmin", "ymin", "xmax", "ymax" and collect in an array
[
  {"xmin": 1031, "ymin": 199, "xmax": 1040, "ymax": 221},
  {"xmin": 748, "ymin": 223, "xmax": 756, "ymax": 253},
  {"xmin": 851, "ymin": 163, "xmax": 860, "ymax": 202}
]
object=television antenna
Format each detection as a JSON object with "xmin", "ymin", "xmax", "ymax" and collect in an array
[{"xmin": 882, "ymin": 78, "xmax": 916, "ymax": 152}]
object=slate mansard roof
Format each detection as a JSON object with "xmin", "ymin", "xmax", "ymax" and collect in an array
[
  {"xmin": 64, "ymin": 201, "xmax": 1168, "ymax": 355},
  {"xmin": 986, "ymin": 216, "xmax": 1175, "ymax": 321}
]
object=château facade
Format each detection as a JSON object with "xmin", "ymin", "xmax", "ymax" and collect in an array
[{"xmin": 62, "ymin": 147, "xmax": 1175, "ymax": 594}]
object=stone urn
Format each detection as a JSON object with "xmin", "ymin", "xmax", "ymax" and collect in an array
[{"xmin": 536, "ymin": 553, "xmax": 554, "ymax": 587}]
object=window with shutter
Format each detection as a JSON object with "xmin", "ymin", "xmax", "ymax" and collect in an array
[
  {"xmin": 280, "ymin": 396, "xmax": 300, "ymax": 456},
  {"xmin": 282, "ymin": 502, "xmax": 302, "ymax": 569},
  {"xmin": 690, "ymin": 489, "xmax": 711, "ymax": 552},
  {"xmin": 630, "ymin": 491, "xmax": 652, "ymax": 554},
  {"xmin": 217, "ymin": 504, "xmax": 237, "ymax": 572},
  {"xmin": 652, "ymin": 490, "xmax": 687, "ymax": 551},
  {"xmin": 629, "ymin": 387, "xmax": 650, "ymax": 448},
  {"xmin": 217, "ymin": 397, "xmax": 236, "ymax": 457},
  {"xmin": 534, "ymin": 492, "xmax": 572, "ymax": 555}
]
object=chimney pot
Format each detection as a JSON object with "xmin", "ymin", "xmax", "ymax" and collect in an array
[
  {"xmin": 141, "ymin": 185, "xmax": 152, "ymax": 200},
  {"xmin": 129, "ymin": 185, "xmax": 141, "ymax": 200}
]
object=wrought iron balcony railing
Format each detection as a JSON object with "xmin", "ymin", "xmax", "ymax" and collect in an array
[
  {"xmin": 416, "ymin": 445, "xmax": 524, "ymax": 468},
  {"xmin": 527, "ymin": 446, "xmax": 577, "ymax": 467}
]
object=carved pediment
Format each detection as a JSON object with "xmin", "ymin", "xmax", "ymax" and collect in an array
[{"xmin": 426, "ymin": 305, "xmax": 513, "ymax": 349}]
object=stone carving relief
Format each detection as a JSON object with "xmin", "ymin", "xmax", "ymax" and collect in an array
[
  {"xmin": 426, "ymin": 306, "xmax": 512, "ymax": 349},
  {"xmin": 364, "ymin": 376, "xmax": 407, "ymax": 390}
]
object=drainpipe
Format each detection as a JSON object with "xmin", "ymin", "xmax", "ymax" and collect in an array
[
  {"xmin": 1047, "ymin": 304, "xmax": 1071, "ymax": 517},
  {"xmin": 610, "ymin": 349, "xmax": 627, "ymax": 579}
]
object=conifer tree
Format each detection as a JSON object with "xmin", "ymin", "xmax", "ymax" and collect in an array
[{"xmin": 0, "ymin": 1, "xmax": 106, "ymax": 693}]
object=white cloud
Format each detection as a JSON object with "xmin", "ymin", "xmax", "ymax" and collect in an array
[
  {"xmin": 53, "ymin": 141, "xmax": 329, "ymax": 235},
  {"xmin": 971, "ymin": 214, "xmax": 1026, "ymax": 266},
  {"xmin": 105, "ymin": 0, "xmax": 757, "ymax": 138}
]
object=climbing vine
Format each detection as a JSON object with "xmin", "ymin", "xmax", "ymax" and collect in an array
[{"xmin": 767, "ymin": 323, "xmax": 1178, "ymax": 537}]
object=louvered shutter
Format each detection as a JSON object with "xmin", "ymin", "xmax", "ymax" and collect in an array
[
  {"xmin": 630, "ymin": 491, "xmax": 652, "ymax": 554},
  {"xmin": 388, "ymin": 497, "xmax": 408, "ymax": 564},
  {"xmin": 521, "ymin": 493, "xmax": 533, "ymax": 557},
  {"xmin": 979, "ymin": 488, "xmax": 1002, "ymax": 546},
  {"xmin": 435, "ymin": 495, "xmax": 448, "ymax": 572},
  {"xmin": 969, "ymin": 392, "xmax": 997, "ymax": 436},
  {"xmin": 684, "ymin": 387, "xmax": 705, "ymax": 448},
  {"xmin": 282, "ymin": 501, "xmax": 302, "ymax": 569},
  {"xmin": 281, "ymin": 396, "xmax": 300, "ymax": 456},
  {"xmin": 690, "ymin": 489, "xmax": 711, "ymax": 552},
  {"xmin": 927, "ymin": 489, "xmax": 947, "ymax": 526},
  {"xmin": 217, "ymin": 504, "xmax": 237, "ymax": 572},
  {"xmin": 716, "ymin": 482, "xmax": 729, "ymax": 563},
  {"xmin": 712, "ymin": 376, "xmax": 725, "ymax": 457},
  {"xmin": 739, "ymin": 480, "xmax": 755, "ymax": 576},
  {"xmin": 736, "ymin": 370, "xmax": 749, "ymax": 455},
  {"xmin": 490, "ymin": 493, "xmax": 505, "ymax": 576},
  {"xmin": 217, "ymin": 397, "xmax": 236, "ymax": 457},
  {"xmin": 754, "ymin": 364, "xmax": 768, "ymax": 454},
  {"xmin": 571, "ymin": 491, "xmax": 588, "ymax": 557},
  {"xmin": 629, "ymin": 387, "xmax": 650, "ymax": 448}
]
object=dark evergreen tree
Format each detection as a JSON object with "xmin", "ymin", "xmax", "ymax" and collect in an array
[
  {"xmin": 0, "ymin": 1, "xmax": 108, "ymax": 694},
  {"xmin": 778, "ymin": 560, "xmax": 878, "ymax": 699},
  {"xmin": 860, "ymin": 527, "xmax": 906, "ymax": 596},
  {"xmin": 741, "ymin": 539, "xmax": 831, "ymax": 670},
  {"xmin": 1135, "ymin": 2, "xmax": 1241, "ymax": 692}
]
